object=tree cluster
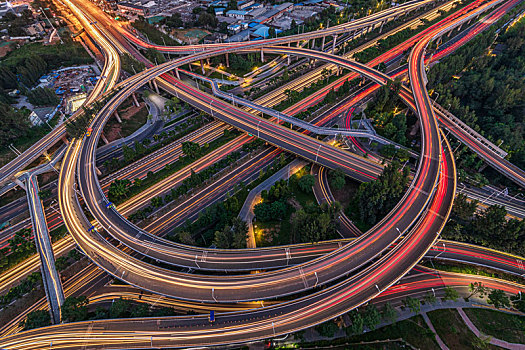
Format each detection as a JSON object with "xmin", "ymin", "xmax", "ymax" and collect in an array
[
  {"xmin": 291, "ymin": 202, "xmax": 341, "ymax": 243},
  {"xmin": 27, "ymin": 87, "xmax": 60, "ymax": 106},
  {"xmin": 348, "ymin": 161, "xmax": 410, "ymax": 229},
  {"xmin": 443, "ymin": 195, "xmax": 525, "ymax": 256},
  {"xmin": 213, "ymin": 217, "xmax": 248, "ymax": 249},
  {"xmin": 429, "ymin": 19, "xmax": 525, "ymax": 169}
]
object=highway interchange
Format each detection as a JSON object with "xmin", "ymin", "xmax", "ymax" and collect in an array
[{"xmin": 0, "ymin": 0, "xmax": 525, "ymax": 348}]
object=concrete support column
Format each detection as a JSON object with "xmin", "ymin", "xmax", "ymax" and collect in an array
[
  {"xmin": 101, "ymin": 132, "xmax": 110, "ymax": 145},
  {"xmin": 287, "ymin": 55, "xmax": 291, "ymax": 65},
  {"xmin": 175, "ymin": 68, "xmax": 181, "ymax": 79},
  {"xmin": 225, "ymin": 53, "xmax": 229, "ymax": 67},
  {"xmin": 332, "ymin": 34, "xmax": 337, "ymax": 53},
  {"xmin": 379, "ymin": 21, "xmax": 385, "ymax": 33},
  {"xmin": 260, "ymin": 47, "xmax": 264, "ymax": 62},
  {"xmin": 61, "ymin": 136, "xmax": 69, "ymax": 145},
  {"xmin": 148, "ymin": 81, "xmax": 153, "ymax": 90},
  {"xmin": 200, "ymin": 59, "xmax": 205, "ymax": 75},
  {"xmin": 321, "ymin": 36, "xmax": 326, "ymax": 50},
  {"xmin": 114, "ymin": 111, "xmax": 122, "ymax": 123},
  {"xmin": 153, "ymin": 79, "xmax": 160, "ymax": 94},
  {"xmin": 188, "ymin": 62, "xmax": 193, "ymax": 72},
  {"xmin": 95, "ymin": 167, "xmax": 102, "ymax": 176},
  {"xmin": 296, "ymin": 41, "xmax": 300, "ymax": 47},
  {"xmin": 132, "ymin": 93, "xmax": 140, "ymax": 107},
  {"xmin": 13, "ymin": 178, "xmax": 26, "ymax": 191}
]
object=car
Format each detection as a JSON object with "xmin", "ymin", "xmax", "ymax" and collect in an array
[
  {"xmin": 86, "ymin": 127, "xmax": 93, "ymax": 137},
  {"xmin": 106, "ymin": 202, "xmax": 114, "ymax": 209}
]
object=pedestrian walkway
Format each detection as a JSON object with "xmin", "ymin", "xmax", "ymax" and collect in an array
[
  {"xmin": 238, "ymin": 159, "xmax": 306, "ymax": 248},
  {"xmin": 457, "ymin": 308, "xmax": 525, "ymax": 350},
  {"xmin": 422, "ymin": 312, "xmax": 449, "ymax": 350}
]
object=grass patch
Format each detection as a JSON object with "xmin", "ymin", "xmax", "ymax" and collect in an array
[
  {"xmin": 294, "ymin": 315, "xmax": 439, "ymax": 350},
  {"xmin": 464, "ymin": 308, "xmax": 525, "ymax": 344},
  {"xmin": 347, "ymin": 315, "xmax": 439, "ymax": 349},
  {"xmin": 427, "ymin": 308, "xmax": 500, "ymax": 349}
]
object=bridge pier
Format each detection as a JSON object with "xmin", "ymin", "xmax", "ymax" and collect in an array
[
  {"xmin": 61, "ymin": 135, "xmax": 69, "ymax": 145},
  {"xmin": 114, "ymin": 110, "xmax": 122, "ymax": 123},
  {"xmin": 132, "ymin": 92, "xmax": 140, "ymax": 107},
  {"xmin": 321, "ymin": 36, "xmax": 326, "ymax": 50},
  {"xmin": 200, "ymin": 59, "xmax": 205, "ymax": 75},
  {"xmin": 101, "ymin": 132, "xmax": 110, "ymax": 145},
  {"xmin": 153, "ymin": 79, "xmax": 160, "ymax": 94},
  {"xmin": 379, "ymin": 21, "xmax": 385, "ymax": 33},
  {"xmin": 13, "ymin": 178, "xmax": 26, "ymax": 191},
  {"xmin": 175, "ymin": 68, "xmax": 181, "ymax": 79},
  {"xmin": 435, "ymin": 36, "xmax": 442, "ymax": 47},
  {"xmin": 332, "ymin": 34, "xmax": 337, "ymax": 53},
  {"xmin": 288, "ymin": 54, "xmax": 291, "ymax": 65},
  {"xmin": 225, "ymin": 53, "xmax": 229, "ymax": 67}
]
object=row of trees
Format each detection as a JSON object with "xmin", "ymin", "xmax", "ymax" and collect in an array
[
  {"xmin": 315, "ymin": 282, "xmax": 521, "ymax": 341},
  {"xmin": 23, "ymin": 296, "xmax": 178, "ymax": 330},
  {"xmin": 0, "ymin": 272, "xmax": 41, "ymax": 310}
]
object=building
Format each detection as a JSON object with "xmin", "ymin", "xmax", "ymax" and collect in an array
[
  {"xmin": 245, "ymin": 6, "xmax": 265, "ymax": 20},
  {"xmin": 117, "ymin": 2, "xmax": 149, "ymax": 17},
  {"xmin": 255, "ymin": 2, "xmax": 293, "ymax": 23},
  {"xmin": 0, "ymin": 1, "xmax": 13, "ymax": 18},
  {"xmin": 24, "ymin": 22, "xmax": 45, "ymax": 36},
  {"xmin": 226, "ymin": 9, "xmax": 248, "ymax": 19},
  {"xmin": 227, "ymin": 23, "xmax": 241, "ymax": 33},
  {"xmin": 203, "ymin": 32, "xmax": 227, "ymax": 43},
  {"xmin": 29, "ymin": 107, "xmax": 55, "ymax": 126},
  {"xmin": 214, "ymin": 7, "xmax": 225, "ymax": 15},
  {"xmin": 237, "ymin": 0, "xmax": 254, "ymax": 9}
]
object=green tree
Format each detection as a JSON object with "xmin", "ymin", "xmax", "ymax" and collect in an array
[
  {"xmin": 110, "ymin": 297, "xmax": 130, "ymax": 318},
  {"xmin": 108, "ymin": 179, "xmax": 132, "ymax": 202},
  {"xmin": 510, "ymin": 293, "xmax": 525, "ymax": 312},
  {"xmin": 331, "ymin": 169, "xmax": 346, "ymax": 190},
  {"xmin": 23, "ymin": 310, "xmax": 51, "ymax": 330},
  {"xmin": 362, "ymin": 305, "xmax": 381, "ymax": 330},
  {"xmin": 403, "ymin": 297, "xmax": 420, "ymax": 314},
  {"xmin": 424, "ymin": 291, "xmax": 437, "ymax": 305},
  {"xmin": 298, "ymin": 174, "xmax": 315, "ymax": 193},
  {"xmin": 61, "ymin": 296, "xmax": 89, "ymax": 322},
  {"xmin": 316, "ymin": 319, "xmax": 339, "ymax": 337},
  {"xmin": 381, "ymin": 302, "xmax": 397, "ymax": 324},
  {"xmin": 443, "ymin": 286, "xmax": 459, "ymax": 301},
  {"xmin": 182, "ymin": 141, "xmax": 201, "ymax": 159},
  {"xmin": 346, "ymin": 310, "xmax": 364, "ymax": 335},
  {"xmin": 466, "ymin": 282, "xmax": 487, "ymax": 300},
  {"xmin": 178, "ymin": 231, "xmax": 195, "ymax": 245},
  {"xmin": 487, "ymin": 289, "xmax": 510, "ymax": 309},
  {"xmin": 55, "ymin": 256, "xmax": 69, "ymax": 271}
]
